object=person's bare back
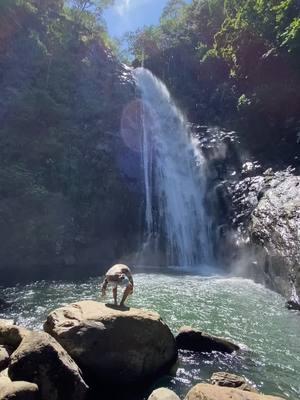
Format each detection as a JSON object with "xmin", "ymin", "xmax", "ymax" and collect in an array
[{"xmin": 101, "ymin": 264, "xmax": 134, "ymax": 306}]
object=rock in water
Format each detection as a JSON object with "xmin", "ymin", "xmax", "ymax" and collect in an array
[
  {"xmin": 185, "ymin": 384, "xmax": 285, "ymax": 400},
  {"xmin": 44, "ymin": 301, "xmax": 177, "ymax": 385},
  {"xmin": 8, "ymin": 331, "xmax": 88, "ymax": 400},
  {"xmin": 176, "ymin": 326, "xmax": 239, "ymax": 353},
  {"xmin": 148, "ymin": 387, "xmax": 180, "ymax": 400},
  {"xmin": 210, "ymin": 372, "xmax": 257, "ymax": 392},
  {"xmin": 0, "ymin": 300, "xmax": 11, "ymax": 311},
  {"xmin": 0, "ymin": 380, "xmax": 39, "ymax": 400},
  {"xmin": 286, "ymin": 299, "xmax": 300, "ymax": 311}
]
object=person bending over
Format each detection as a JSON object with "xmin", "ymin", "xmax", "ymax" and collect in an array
[{"xmin": 101, "ymin": 264, "xmax": 133, "ymax": 306}]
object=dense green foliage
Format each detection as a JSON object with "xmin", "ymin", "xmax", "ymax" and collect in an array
[
  {"xmin": 0, "ymin": 0, "xmax": 139, "ymax": 279},
  {"xmin": 128, "ymin": 0, "xmax": 300, "ymax": 163}
]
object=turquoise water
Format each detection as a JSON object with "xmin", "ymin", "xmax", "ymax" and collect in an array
[{"xmin": 1, "ymin": 272, "xmax": 300, "ymax": 399}]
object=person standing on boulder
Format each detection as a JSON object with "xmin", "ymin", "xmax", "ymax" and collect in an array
[{"xmin": 101, "ymin": 264, "xmax": 134, "ymax": 306}]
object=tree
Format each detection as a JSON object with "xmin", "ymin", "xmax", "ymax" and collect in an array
[
  {"xmin": 161, "ymin": 0, "xmax": 187, "ymax": 20},
  {"xmin": 66, "ymin": 0, "xmax": 114, "ymax": 16}
]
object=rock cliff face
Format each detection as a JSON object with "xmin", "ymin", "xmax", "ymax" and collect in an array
[
  {"xmin": 194, "ymin": 125, "xmax": 300, "ymax": 306},
  {"xmin": 0, "ymin": 1, "xmax": 142, "ymax": 283},
  {"xmin": 231, "ymin": 170, "xmax": 300, "ymax": 303}
]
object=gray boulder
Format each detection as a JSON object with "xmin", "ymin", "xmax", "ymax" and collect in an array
[
  {"xmin": 249, "ymin": 173, "xmax": 300, "ymax": 301},
  {"xmin": 176, "ymin": 326, "xmax": 239, "ymax": 353},
  {"xmin": 227, "ymin": 169, "xmax": 300, "ymax": 304},
  {"xmin": 0, "ymin": 379, "xmax": 38, "ymax": 400},
  {"xmin": 8, "ymin": 331, "xmax": 88, "ymax": 400},
  {"xmin": 0, "ymin": 346, "xmax": 12, "ymax": 372},
  {"xmin": 148, "ymin": 388, "xmax": 180, "ymax": 400},
  {"xmin": 0, "ymin": 301, "xmax": 11, "ymax": 312},
  {"xmin": 44, "ymin": 301, "xmax": 177, "ymax": 385}
]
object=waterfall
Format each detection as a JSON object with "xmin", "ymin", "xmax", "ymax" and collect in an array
[{"xmin": 133, "ymin": 68, "xmax": 212, "ymax": 267}]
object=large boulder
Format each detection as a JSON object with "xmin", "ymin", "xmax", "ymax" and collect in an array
[
  {"xmin": 176, "ymin": 326, "xmax": 239, "ymax": 353},
  {"xmin": 148, "ymin": 388, "xmax": 180, "ymax": 400},
  {"xmin": 184, "ymin": 384, "xmax": 285, "ymax": 400},
  {"xmin": 8, "ymin": 331, "xmax": 88, "ymax": 400},
  {"xmin": 210, "ymin": 372, "xmax": 257, "ymax": 392},
  {"xmin": 228, "ymin": 169, "xmax": 300, "ymax": 303},
  {"xmin": 0, "ymin": 346, "xmax": 12, "ymax": 371},
  {"xmin": 0, "ymin": 379, "xmax": 38, "ymax": 400},
  {"xmin": 250, "ymin": 173, "xmax": 300, "ymax": 301},
  {"xmin": 44, "ymin": 301, "xmax": 177, "ymax": 385},
  {"xmin": 0, "ymin": 323, "xmax": 29, "ymax": 351}
]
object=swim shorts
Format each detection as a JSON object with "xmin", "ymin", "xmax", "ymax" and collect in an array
[{"xmin": 107, "ymin": 274, "xmax": 130, "ymax": 289}]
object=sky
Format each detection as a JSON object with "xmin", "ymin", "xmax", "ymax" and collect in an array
[{"xmin": 103, "ymin": 0, "xmax": 172, "ymax": 39}]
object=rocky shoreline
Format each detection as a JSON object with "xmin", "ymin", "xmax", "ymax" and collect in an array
[{"xmin": 0, "ymin": 302, "xmax": 286, "ymax": 400}]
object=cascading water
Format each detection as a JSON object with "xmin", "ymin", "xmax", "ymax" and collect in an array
[{"xmin": 133, "ymin": 68, "xmax": 212, "ymax": 267}]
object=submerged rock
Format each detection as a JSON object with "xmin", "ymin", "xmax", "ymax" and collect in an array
[
  {"xmin": 0, "ymin": 301, "xmax": 11, "ymax": 312},
  {"xmin": 148, "ymin": 388, "xmax": 180, "ymax": 400},
  {"xmin": 286, "ymin": 299, "xmax": 300, "ymax": 311},
  {"xmin": 44, "ymin": 301, "xmax": 177, "ymax": 385},
  {"xmin": 210, "ymin": 372, "xmax": 257, "ymax": 392},
  {"xmin": 8, "ymin": 331, "xmax": 88, "ymax": 400},
  {"xmin": 185, "ymin": 383, "xmax": 284, "ymax": 400},
  {"xmin": 0, "ymin": 380, "xmax": 39, "ymax": 400},
  {"xmin": 176, "ymin": 326, "xmax": 239, "ymax": 353}
]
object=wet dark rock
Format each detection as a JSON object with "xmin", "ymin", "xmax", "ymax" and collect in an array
[
  {"xmin": 189, "ymin": 125, "xmax": 300, "ymax": 305},
  {"xmin": 218, "ymin": 166, "xmax": 300, "ymax": 302},
  {"xmin": 175, "ymin": 326, "xmax": 239, "ymax": 354},
  {"xmin": 285, "ymin": 299, "xmax": 300, "ymax": 311},
  {"xmin": 0, "ymin": 301, "xmax": 11, "ymax": 311},
  {"xmin": 248, "ymin": 172, "xmax": 300, "ymax": 299}
]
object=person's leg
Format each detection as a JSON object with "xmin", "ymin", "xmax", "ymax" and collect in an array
[
  {"xmin": 112, "ymin": 286, "xmax": 118, "ymax": 305},
  {"xmin": 120, "ymin": 283, "xmax": 133, "ymax": 306},
  {"xmin": 101, "ymin": 278, "xmax": 108, "ymax": 298}
]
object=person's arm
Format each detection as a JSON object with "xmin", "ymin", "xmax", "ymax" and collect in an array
[{"xmin": 125, "ymin": 272, "xmax": 134, "ymax": 294}]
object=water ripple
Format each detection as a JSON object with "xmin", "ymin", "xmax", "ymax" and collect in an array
[{"xmin": 1, "ymin": 273, "xmax": 299, "ymax": 399}]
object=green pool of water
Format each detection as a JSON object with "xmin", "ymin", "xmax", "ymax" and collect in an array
[{"xmin": 1, "ymin": 271, "xmax": 299, "ymax": 399}]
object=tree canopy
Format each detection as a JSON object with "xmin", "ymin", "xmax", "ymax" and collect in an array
[{"xmin": 127, "ymin": 0, "xmax": 300, "ymax": 162}]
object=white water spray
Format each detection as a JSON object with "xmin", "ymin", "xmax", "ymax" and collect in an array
[{"xmin": 133, "ymin": 68, "xmax": 212, "ymax": 267}]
